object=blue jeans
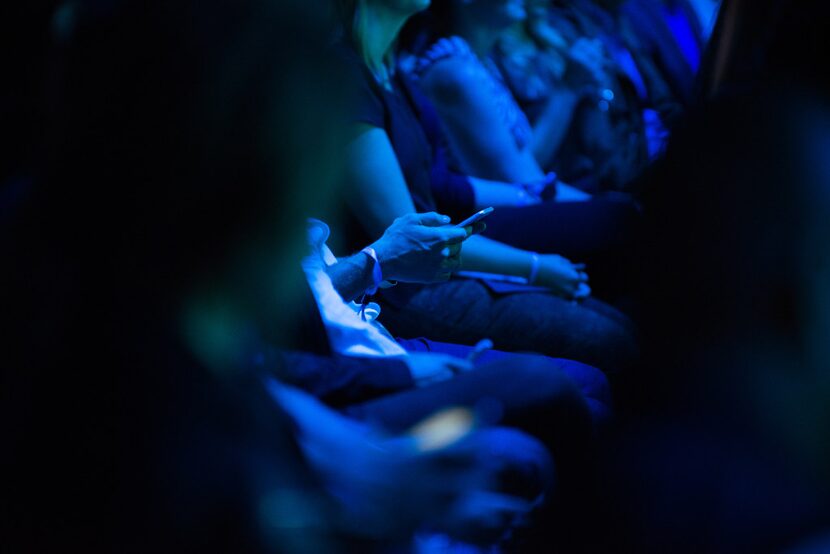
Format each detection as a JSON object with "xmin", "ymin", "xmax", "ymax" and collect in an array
[
  {"xmin": 343, "ymin": 339, "xmax": 610, "ymax": 548},
  {"xmin": 378, "ymin": 279, "xmax": 638, "ymax": 373},
  {"xmin": 394, "ymin": 337, "xmax": 612, "ymax": 426},
  {"xmin": 345, "ymin": 339, "xmax": 608, "ymax": 470}
]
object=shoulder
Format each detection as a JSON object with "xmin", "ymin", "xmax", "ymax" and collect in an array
[
  {"xmin": 415, "ymin": 37, "xmax": 488, "ymax": 105},
  {"xmin": 333, "ymin": 44, "xmax": 388, "ymax": 128}
]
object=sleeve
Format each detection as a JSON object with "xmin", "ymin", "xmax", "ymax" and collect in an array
[
  {"xmin": 353, "ymin": 77, "xmax": 386, "ymax": 128},
  {"xmin": 275, "ymin": 350, "xmax": 415, "ymax": 408},
  {"xmin": 400, "ymin": 72, "xmax": 476, "ymax": 219},
  {"xmin": 340, "ymin": 49, "xmax": 386, "ymax": 129}
]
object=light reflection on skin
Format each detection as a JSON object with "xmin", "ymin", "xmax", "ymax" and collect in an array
[{"xmin": 410, "ymin": 407, "xmax": 477, "ymax": 451}]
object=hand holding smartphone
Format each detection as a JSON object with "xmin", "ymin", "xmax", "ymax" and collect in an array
[{"xmin": 455, "ymin": 207, "xmax": 494, "ymax": 232}]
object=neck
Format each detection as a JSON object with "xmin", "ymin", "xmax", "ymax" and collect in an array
[
  {"xmin": 455, "ymin": 16, "xmax": 501, "ymax": 58},
  {"xmin": 362, "ymin": 3, "xmax": 412, "ymax": 73}
]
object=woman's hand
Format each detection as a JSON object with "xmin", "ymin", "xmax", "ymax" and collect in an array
[
  {"xmin": 405, "ymin": 353, "xmax": 474, "ymax": 387},
  {"xmin": 535, "ymin": 255, "xmax": 591, "ymax": 300}
]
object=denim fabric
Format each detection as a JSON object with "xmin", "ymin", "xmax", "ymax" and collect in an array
[
  {"xmin": 396, "ymin": 338, "xmax": 612, "ymax": 426},
  {"xmin": 379, "ymin": 279, "xmax": 638, "ymax": 373}
]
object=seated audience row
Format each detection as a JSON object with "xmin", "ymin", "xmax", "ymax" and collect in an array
[{"xmin": 15, "ymin": 0, "xmax": 830, "ymax": 552}]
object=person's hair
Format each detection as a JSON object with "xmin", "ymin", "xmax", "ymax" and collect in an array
[
  {"xmin": 333, "ymin": 0, "xmax": 374, "ymax": 67},
  {"xmin": 333, "ymin": 0, "xmax": 399, "ymax": 72}
]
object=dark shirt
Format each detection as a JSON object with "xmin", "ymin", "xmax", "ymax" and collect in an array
[
  {"xmin": 336, "ymin": 47, "xmax": 483, "ymax": 308},
  {"xmin": 339, "ymin": 47, "xmax": 475, "ymax": 230},
  {"xmin": 277, "ymin": 349, "xmax": 414, "ymax": 408},
  {"xmin": 280, "ymin": 269, "xmax": 415, "ymax": 406},
  {"xmin": 345, "ymin": 48, "xmax": 437, "ymax": 216}
]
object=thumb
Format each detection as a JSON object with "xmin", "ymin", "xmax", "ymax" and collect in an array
[
  {"xmin": 445, "ymin": 357, "xmax": 474, "ymax": 373},
  {"xmin": 416, "ymin": 212, "xmax": 452, "ymax": 227}
]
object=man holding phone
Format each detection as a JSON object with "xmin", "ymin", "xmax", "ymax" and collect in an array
[
  {"xmin": 324, "ymin": 210, "xmax": 490, "ymax": 303},
  {"xmin": 293, "ymin": 210, "xmax": 611, "ymax": 421}
]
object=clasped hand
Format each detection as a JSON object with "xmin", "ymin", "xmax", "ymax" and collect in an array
[{"xmin": 536, "ymin": 254, "xmax": 591, "ymax": 300}]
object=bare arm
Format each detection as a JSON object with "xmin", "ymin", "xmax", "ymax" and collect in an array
[
  {"xmin": 461, "ymin": 234, "xmax": 535, "ymax": 277},
  {"xmin": 468, "ymin": 176, "xmax": 539, "ymax": 208},
  {"xmin": 325, "ymin": 212, "xmax": 472, "ymax": 302},
  {"xmin": 344, "ymin": 125, "xmax": 418, "ymax": 237},
  {"xmin": 419, "ymin": 57, "xmax": 544, "ymax": 183},
  {"xmin": 531, "ymin": 86, "xmax": 582, "ymax": 170},
  {"xmin": 344, "ymin": 123, "xmax": 587, "ymax": 298},
  {"xmin": 462, "ymin": 234, "xmax": 590, "ymax": 299},
  {"xmin": 326, "ymin": 253, "xmax": 377, "ymax": 303}
]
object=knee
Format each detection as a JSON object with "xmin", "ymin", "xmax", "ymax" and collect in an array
[
  {"xmin": 508, "ymin": 355, "xmax": 586, "ymax": 408},
  {"xmin": 585, "ymin": 319, "xmax": 640, "ymax": 373},
  {"xmin": 470, "ymin": 427, "xmax": 555, "ymax": 500},
  {"xmin": 555, "ymin": 360, "xmax": 612, "ymax": 409},
  {"xmin": 519, "ymin": 356, "xmax": 614, "ymax": 428}
]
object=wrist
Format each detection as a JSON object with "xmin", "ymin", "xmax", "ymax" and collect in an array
[
  {"xmin": 369, "ymin": 237, "xmax": 390, "ymax": 271},
  {"xmin": 516, "ymin": 187, "xmax": 539, "ymax": 206},
  {"xmin": 360, "ymin": 246, "xmax": 384, "ymax": 295},
  {"xmin": 527, "ymin": 252, "xmax": 541, "ymax": 285}
]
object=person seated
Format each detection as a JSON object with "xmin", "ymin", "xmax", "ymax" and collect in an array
[
  {"xmin": 268, "ymin": 380, "xmax": 554, "ymax": 549},
  {"xmin": 331, "ymin": 0, "xmax": 642, "ymax": 357},
  {"xmin": 621, "ymin": 0, "xmax": 710, "ymax": 107},
  {"xmin": 294, "ymin": 215, "xmax": 612, "ymax": 424},
  {"xmin": 0, "ymin": 0, "xmax": 558, "ymax": 550},
  {"xmin": 487, "ymin": 0, "xmax": 656, "ymax": 190},
  {"xmin": 548, "ymin": 0, "xmax": 685, "ymax": 174},
  {"xmin": 405, "ymin": 0, "xmax": 593, "ymax": 190},
  {"xmin": 220, "ymin": 209, "xmax": 610, "ymax": 549}
]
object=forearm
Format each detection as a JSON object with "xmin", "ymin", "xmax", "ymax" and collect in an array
[
  {"xmin": 345, "ymin": 126, "xmax": 418, "ymax": 239},
  {"xmin": 531, "ymin": 87, "xmax": 581, "ymax": 169},
  {"xmin": 468, "ymin": 177, "xmax": 536, "ymax": 209},
  {"xmin": 277, "ymin": 350, "xmax": 414, "ymax": 408},
  {"xmin": 460, "ymin": 235, "xmax": 534, "ymax": 278},
  {"xmin": 326, "ymin": 253, "xmax": 376, "ymax": 302}
]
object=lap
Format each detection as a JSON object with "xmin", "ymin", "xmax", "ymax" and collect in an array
[
  {"xmin": 482, "ymin": 196, "xmax": 640, "ymax": 260},
  {"xmin": 456, "ymin": 427, "xmax": 554, "ymax": 501},
  {"xmin": 396, "ymin": 337, "xmax": 611, "ymax": 409},
  {"xmin": 345, "ymin": 350, "xmax": 596, "ymax": 436},
  {"xmin": 481, "ymin": 198, "xmax": 642, "ymax": 299},
  {"xmin": 381, "ymin": 280, "xmax": 638, "ymax": 372}
]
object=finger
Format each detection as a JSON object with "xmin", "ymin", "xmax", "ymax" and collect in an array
[
  {"xmin": 572, "ymin": 263, "xmax": 587, "ymax": 271},
  {"xmin": 439, "ymin": 244, "xmax": 462, "ymax": 259},
  {"xmin": 578, "ymin": 271, "xmax": 589, "ymax": 282},
  {"xmin": 445, "ymin": 358, "xmax": 474, "ymax": 373},
  {"xmin": 441, "ymin": 257, "xmax": 461, "ymax": 273},
  {"xmin": 468, "ymin": 491, "xmax": 533, "ymax": 516},
  {"xmin": 556, "ymin": 281, "xmax": 579, "ymax": 299},
  {"xmin": 416, "ymin": 212, "xmax": 452, "ymax": 227},
  {"xmin": 471, "ymin": 222, "xmax": 487, "ymax": 235},
  {"xmin": 574, "ymin": 283, "xmax": 592, "ymax": 300},
  {"xmin": 442, "ymin": 227, "xmax": 471, "ymax": 245},
  {"xmin": 442, "ymin": 256, "xmax": 462, "ymax": 273},
  {"xmin": 440, "ymin": 250, "xmax": 461, "ymax": 265}
]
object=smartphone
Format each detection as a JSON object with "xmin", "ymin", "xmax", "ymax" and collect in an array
[{"xmin": 455, "ymin": 207, "xmax": 494, "ymax": 228}]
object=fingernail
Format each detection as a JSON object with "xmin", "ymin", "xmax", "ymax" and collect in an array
[{"xmin": 442, "ymin": 216, "xmax": 451, "ymax": 223}]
